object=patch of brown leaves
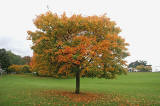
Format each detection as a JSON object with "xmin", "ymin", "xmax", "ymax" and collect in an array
[{"xmin": 42, "ymin": 90, "xmax": 105, "ymax": 103}]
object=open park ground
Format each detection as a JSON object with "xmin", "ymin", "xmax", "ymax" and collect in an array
[{"xmin": 0, "ymin": 72, "xmax": 160, "ymax": 106}]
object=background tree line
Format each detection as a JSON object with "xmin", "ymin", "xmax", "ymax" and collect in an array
[{"xmin": 0, "ymin": 48, "xmax": 31, "ymax": 73}]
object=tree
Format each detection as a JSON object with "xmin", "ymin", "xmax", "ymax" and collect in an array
[
  {"xmin": 28, "ymin": 12, "xmax": 129, "ymax": 94},
  {"xmin": 129, "ymin": 60, "xmax": 152, "ymax": 72},
  {"xmin": 136, "ymin": 65, "xmax": 152, "ymax": 72},
  {"xmin": 128, "ymin": 60, "xmax": 147, "ymax": 68},
  {"xmin": 7, "ymin": 51, "xmax": 26, "ymax": 65},
  {"xmin": 0, "ymin": 48, "xmax": 11, "ymax": 73},
  {"xmin": 22, "ymin": 56, "xmax": 31, "ymax": 65}
]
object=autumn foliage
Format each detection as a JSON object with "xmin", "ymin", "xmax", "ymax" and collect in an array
[
  {"xmin": 28, "ymin": 12, "xmax": 129, "ymax": 93},
  {"xmin": 136, "ymin": 65, "xmax": 152, "ymax": 72},
  {"xmin": 8, "ymin": 65, "xmax": 31, "ymax": 73}
]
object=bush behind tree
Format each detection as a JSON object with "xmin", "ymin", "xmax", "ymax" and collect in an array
[{"xmin": 8, "ymin": 65, "xmax": 31, "ymax": 74}]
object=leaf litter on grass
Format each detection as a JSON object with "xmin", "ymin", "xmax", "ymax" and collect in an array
[{"xmin": 11, "ymin": 89, "xmax": 160, "ymax": 106}]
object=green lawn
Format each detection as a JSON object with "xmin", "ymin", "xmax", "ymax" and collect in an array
[{"xmin": 0, "ymin": 72, "xmax": 160, "ymax": 105}]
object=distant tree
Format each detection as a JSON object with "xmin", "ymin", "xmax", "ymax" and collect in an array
[
  {"xmin": 28, "ymin": 12, "xmax": 129, "ymax": 94},
  {"xmin": 136, "ymin": 65, "xmax": 152, "ymax": 72},
  {"xmin": 7, "ymin": 51, "xmax": 26, "ymax": 65},
  {"xmin": 128, "ymin": 60, "xmax": 147, "ymax": 68},
  {"xmin": 22, "ymin": 56, "xmax": 31, "ymax": 65},
  {"xmin": 0, "ymin": 48, "xmax": 11, "ymax": 73},
  {"xmin": 129, "ymin": 60, "xmax": 152, "ymax": 72}
]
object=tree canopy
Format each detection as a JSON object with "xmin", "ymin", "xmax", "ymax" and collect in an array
[
  {"xmin": 136, "ymin": 65, "xmax": 152, "ymax": 72},
  {"xmin": 0, "ymin": 48, "xmax": 11, "ymax": 72},
  {"xmin": 128, "ymin": 60, "xmax": 152, "ymax": 72},
  {"xmin": 6, "ymin": 50, "xmax": 31, "ymax": 65},
  {"xmin": 128, "ymin": 60, "xmax": 147, "ymax": 68},
  {"xmin": 28, "ymin": 12, "xmax": 129, "ymax": 93},
  {"xmin": 7, "ymin": 51, "xmax": 26, "ymax": 65}
]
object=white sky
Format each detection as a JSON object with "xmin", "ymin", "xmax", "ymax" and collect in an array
[{"xmin": 0, "ymin": 0, "xmax": 160, "ymax": 69}]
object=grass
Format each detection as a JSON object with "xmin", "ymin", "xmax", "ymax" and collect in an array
[{"xmin": 0, "ymin": 72, "xmax": 160, "ymax": 105}]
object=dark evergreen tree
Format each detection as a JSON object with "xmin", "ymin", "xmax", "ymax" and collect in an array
[{"xmin": 0, "ymin": 48, "xmax": 11, "ymax": 73}]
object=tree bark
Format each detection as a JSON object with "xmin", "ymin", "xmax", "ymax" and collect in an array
[{"xmin": 75, "ymin": 71, "xmax": 80, "ymax": 94}]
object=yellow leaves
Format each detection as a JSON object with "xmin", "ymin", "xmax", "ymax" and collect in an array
[
  {"xmin": 86, "ymin": 67, "xmax": 89, "ymax": 71},
  {"xmin": 8, "ymin": 65, "xmax": 31, "ymax": 73}
]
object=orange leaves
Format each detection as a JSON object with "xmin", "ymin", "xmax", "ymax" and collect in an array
[
  {"xmin": 73, "ymin": 60, "xmax": 80, "ymax": 65},
  {"xmin": 28, "ymin": 11, "xmax": 129, "ymax": 78},
  {"xmin": 55, "ymin": 35, "xmax": 98, "ymax": 73},
  {"xmin": 57, "ymin": 55, "xmax": 67, "ymax": 62},
  {"xmin": 8, "ymin": 65, "xmax": 31, "ymax": 73},
  {"xmin": 63, "ymin": 46, "xmax": 75, "ymax": 54},
  {"xmin": 57, "ymin": 41, "xmax": 63, "ymax": 46},
  {"xmin": 58, "ymin": 64, "xmax": 71, "ymax": 74},
  {"xmin": 36, "ymin": 36, "xmax": 49, "ymax": 43}
]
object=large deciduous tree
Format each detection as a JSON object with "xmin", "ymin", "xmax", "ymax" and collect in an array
[{"xmin": 28, "ymin": 12, "xmax": 129, "ymax": 94}]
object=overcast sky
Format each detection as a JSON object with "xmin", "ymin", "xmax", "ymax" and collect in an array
[{"xmin": 0, "ymin": 0, "xmax": 160, "ymax": 70}]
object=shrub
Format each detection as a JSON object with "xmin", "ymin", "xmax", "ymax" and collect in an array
[
  {"xmin": 22, "ymin": 65, "xmax": 31, "ymax": 73},
  {"xmin": 8, "ymin": 65, "xmax": 31, "ymax": 74}
]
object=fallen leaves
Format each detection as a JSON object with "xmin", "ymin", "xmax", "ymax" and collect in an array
[
  {"xmin": 8, "ymin": 89, "xmax": 160, "ymax": 106},
  {"xmin": 41, "ymin": 90, "xmax": 104, "ymax": 103}
]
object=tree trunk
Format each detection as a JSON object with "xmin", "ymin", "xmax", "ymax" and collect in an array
[{"xmin": 75, "ymin": 71, "xmax": 80, "ymax": 94}]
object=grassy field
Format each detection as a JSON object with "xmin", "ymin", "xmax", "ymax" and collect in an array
[{"xmin": 0, "ymin": 72, "xmax": 160, "ymax": 105}]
